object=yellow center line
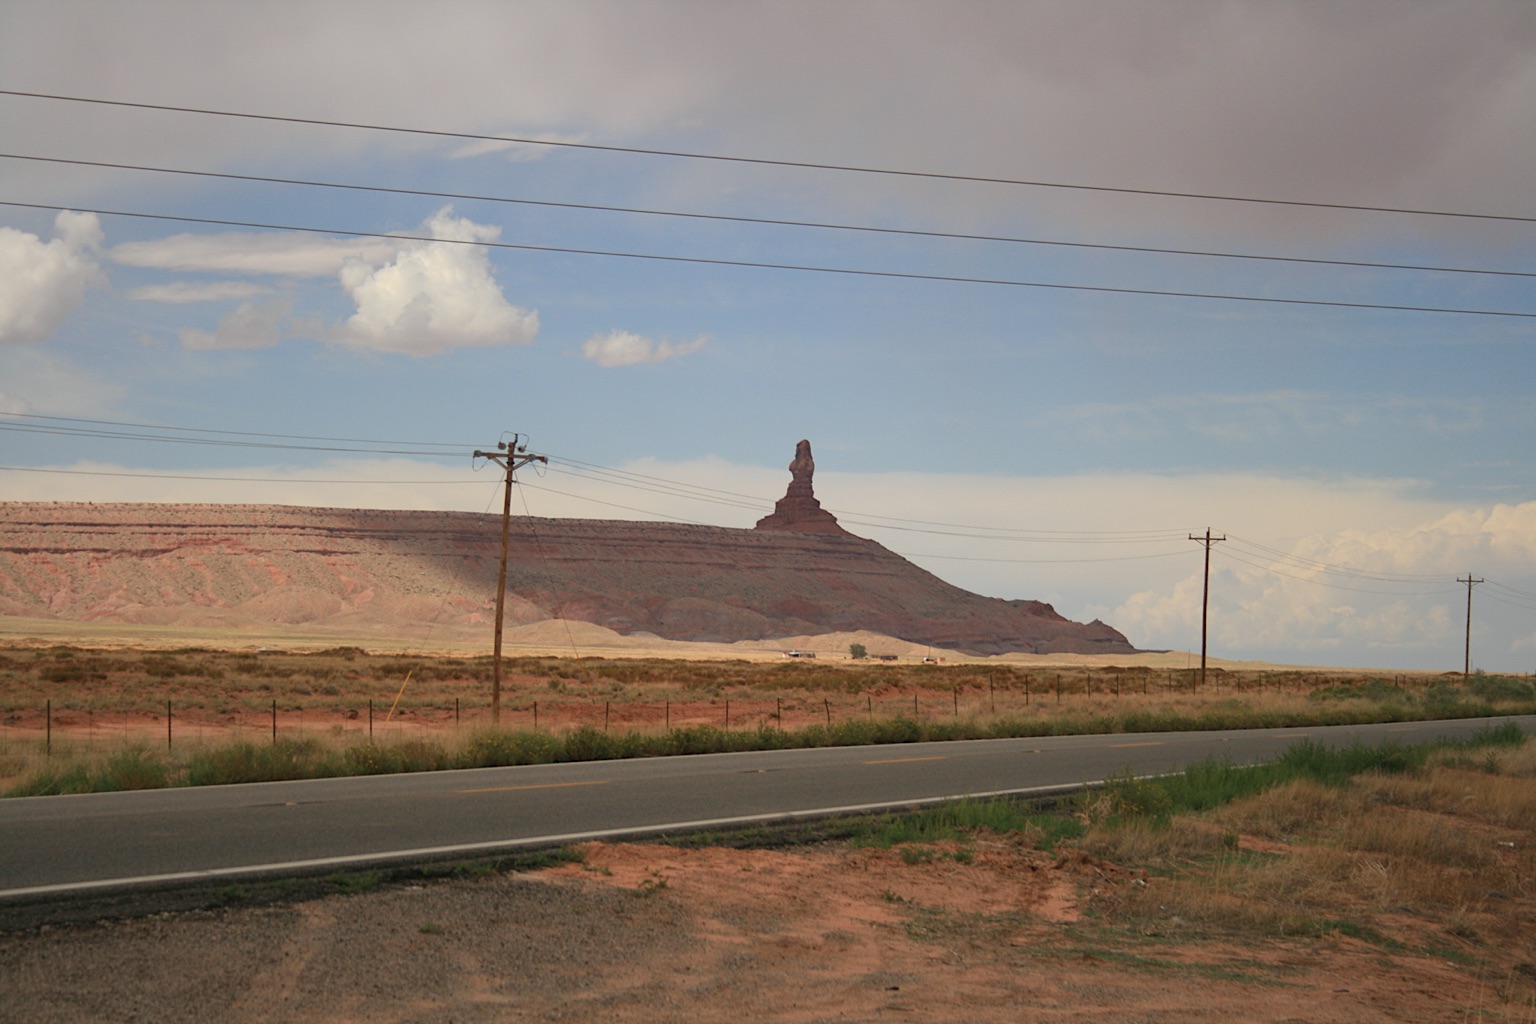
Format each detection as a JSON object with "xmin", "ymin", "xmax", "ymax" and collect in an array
[
  {"xmin": 458, "ymin": 780, "xmax": 610, "ymax": 795},
  {"xmin": 863, "ymin": 755, "xmax": 947, "ymax": 765},
  {"xmin": 1108, "ymin": 741, "xmax": 1166, "ymax": 749}
]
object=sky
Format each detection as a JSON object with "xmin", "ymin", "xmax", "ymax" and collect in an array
[{"xmin": 0, "ymin": 1, "xmax": 1533, "ymax": 671}]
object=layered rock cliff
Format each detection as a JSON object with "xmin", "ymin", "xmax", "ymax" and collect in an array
[{"xmin": 0, "ymin": 443, "xmax": 1135, "ymax": 655}]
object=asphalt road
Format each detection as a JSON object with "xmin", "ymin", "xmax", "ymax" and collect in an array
[{"xmin": 3, "ymin": 715, "xmax": 1531, "ymax": 900}]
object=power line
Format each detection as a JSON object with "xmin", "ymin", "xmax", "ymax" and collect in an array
[
  {"xmin": 899, "ymin": 548, "xmax": 1192, "ymax": 566},
  {"xmin": 0, "ymin": 413, "xmax": 1529, "ymax": 586},
  {"xmin": 517, "ymin": 481, "xmax": 726, "ymax": 527},
  {"xmin": 1214, "ymin": 546, "xmax": 1462, "ymax": 595},
  {"xmin": 1, "ymin": 411, "xmax": 473, "ymax": 450},
  {"xmin": 6, "ymin": 199, "xmax": 1534, "ymax": 320},
  {"xmin": 0, "ymin": 419, "xmax": 462, "ymax": 458},
  {"xmin": 522, "ymin": 482, "xmax": 1204, "ymax": 564},
  {"xmin": 5, "ymin": 89, "xmax": 1534, "ymax": 224},
  {"xmin": 1485, "ymin": 579, "xmax": 1536, "ymax": 603},
  {"xmin": 553, "ymin": 456, "xmax": 1185, "ymax": 538},
  {"xmin": 4, "ymin": 460, "xmax": 1532, "ymax": 606},
  {"xmin": 1480, "ymin": 587, "xmax": 1536, "ymax": 612},
  {"xmin": 6, "ymin": 152, "xmax": 1532, "ymax": 281},
  {"xmin": 1224, "ymin": 534, "xmax": 1457, "ymax": 583},
  {"xmin": 0, "ymin": 464, "xmax": 485, "ymax": 485},
  {"xmin": 835, "ymin": 514, "xmax": 1189, "ymax": 544}
]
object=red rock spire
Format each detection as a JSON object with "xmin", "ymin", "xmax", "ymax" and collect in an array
[{"xmin": 754, "ymin": 439, "xmax": 849, "ymax": 534}]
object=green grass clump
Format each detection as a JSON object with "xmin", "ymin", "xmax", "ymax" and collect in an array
[
  {"xmin": 184, "ymin": 738, "xmax": 342, "ymax": 785},
  {"xmin": 850, "ymin": 796, "xmax": 1085, "ymax": 852},
  {"xmin": 458, "ymin": 730, "xmax": 564, "ymax": 768},
  {"xmin": 1083, "ymin": 723, "xmax": 1526, "ymax": 828}
]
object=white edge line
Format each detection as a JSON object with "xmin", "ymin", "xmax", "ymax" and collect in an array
[{"xmin": 0, "ymin": 782, "xmax": 1092, "ymax": 901}]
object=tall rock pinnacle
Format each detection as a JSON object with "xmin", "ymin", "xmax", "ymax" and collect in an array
[{"xmin": 754, "ymin": 439, "xmax": 850, "ymax": 535}]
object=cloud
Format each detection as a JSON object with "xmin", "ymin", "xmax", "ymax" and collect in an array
[
  {"xmin": 178, "ymin": 298, "xmax": 306, "ymax": 351},
  {"xmin": 581, "ymin": 330, "xmax": 708, "ymax": 367},
  {"xmin": 1107, "ymin": 500, "xmax": 1536, "ymax": 664},
  {"xmin": 111, "ymin": 232, "xmax": 398, "ymax": 277},
  {"xmin": 0, "ymin": 211, "xmax": 103, "ymax": 343},
  {"xmin": 333, "ymin": 207, "xmax": 538, "ymax": 356},
  {"xmin": 4, "ymin": 4, "xmax": 1533, "ymax": 245},
  {"xmin": 129, "ymin": 281, "xmax": 273, "ymax": 303}
]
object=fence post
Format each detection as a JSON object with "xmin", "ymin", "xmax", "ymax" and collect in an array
[
  {"xmin": 665, "ymin": 700, "xmax": 670, "ymax": 732},
  {"xmin": 824, "ymin": 698, "xmax": 831, "ymax": 725},
  {"xmin": 46, "ymin": 699, "xmax": 51, "ymax": 757},
  {"xmin": 534, "ymin": 700, "xmax": 539, "ymax": 732},
  {"xmin": 271, "ymin": 699, "xmax": 277, "ymax": 744},
  {"xmin": 776, "ymin": 697, "xmax": 782, "ymax": 729},
  {"xmin": 724, "ymin": 699, "xmax": 730, "ymax": 730},
  {"xmin": 605, "ymin": 700, "xmax": 611, "ymax": 731},
  {"xmin": 368, "ymin": 699, "xmax": 373, "ymax": 741},
  {"xmin": 167, "ymin": 699, "xmax": 173, "ymax": 751}
]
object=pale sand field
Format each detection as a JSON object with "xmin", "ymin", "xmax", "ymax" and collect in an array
[{"xmin": 0, "ymin": 614, "xmax": 1367, "ymax": 674}]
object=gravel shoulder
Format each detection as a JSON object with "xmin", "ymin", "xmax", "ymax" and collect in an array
[{"xmin": 0, "ymin": 835, "xmax": 1493, "ymax": 1023}]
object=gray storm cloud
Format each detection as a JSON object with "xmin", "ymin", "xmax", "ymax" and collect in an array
[{"xmin": 4, "ymin": 3, "xmax": 1531, "ymax": 235}]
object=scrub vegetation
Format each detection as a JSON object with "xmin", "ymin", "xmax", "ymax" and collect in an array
[{"xmin": 3, "ymin": 643, "xmax": 1534, "ymax": 795}]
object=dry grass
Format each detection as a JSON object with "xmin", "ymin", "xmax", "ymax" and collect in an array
[
  {"xmin": 3, "ymin": 642, "xmax": 1534, "ymax": 797},
  {"xmin": 1081, "ymin": 744, "xmax": 1536, "ymax": 1013}
]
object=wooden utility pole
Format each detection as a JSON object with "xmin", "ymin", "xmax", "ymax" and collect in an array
[
  {"xmin": 474, "ymin": 436, "xmax": 547, "ymax": 725},
  {"xmin": 1190, "ymin": 528, "xmax": 1226, "ymax": 690},
  {"xmin": 1458, "ymin": 574, "xmax": 1484, "ymax": 682}
]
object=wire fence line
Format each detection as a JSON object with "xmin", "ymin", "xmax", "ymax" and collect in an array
[{"xmin": 1, "ymin": 670, "xmax": 1472, "ymax": 754}]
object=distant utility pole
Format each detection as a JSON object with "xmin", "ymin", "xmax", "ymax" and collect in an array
[
  {"xmin": 1190, "ymin": 528, "xmax": 1226, "ymax": 690},
  {"xmin": 474, "ymin": 435, "xmax": 547, "ymax": 726},
  {"xmin": 1458, "ymin": 574, "xmax": 1484, "ymax": 682}
]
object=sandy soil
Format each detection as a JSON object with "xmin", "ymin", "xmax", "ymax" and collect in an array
[
  {"xmin": 1, "ymin": 834, "xmax": 1504, "ymax": 1023},
  {"xmin": 0, "ymin": 614, "xmax": 1344, "ymax": 672}
]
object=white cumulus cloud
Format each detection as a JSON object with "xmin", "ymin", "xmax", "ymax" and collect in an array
[
  {"xmin": 0, "ymin": 211, "xmax": 104, "ymax": 344},
  {"xmin": 1106, "ymin": 500, "xmax": 1536, "ymax": 665},
  {"xmin": 334, "ymin": 207, "xmax": 538, "ymax": 356},
  {"xmin": 581, "ymin": 330, "xmax": 708, "ymax": 367}
]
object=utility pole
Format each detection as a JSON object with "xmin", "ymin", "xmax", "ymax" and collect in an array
[
  {"xmin": 474, "ymin": 435, "xmax": 547, "ymax": 726},
  {"xmin": 1458, "ymin": 574, "xmax": 1484, "ymax": 683},
  {"xmin": 1189, "ymin": 528, "xmax": 1226, "ymax": 691}
]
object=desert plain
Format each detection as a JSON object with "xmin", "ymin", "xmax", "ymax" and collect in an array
[{"xmin": 2, "ymin": 620, "xmax": 1534, "ymax": 1022}]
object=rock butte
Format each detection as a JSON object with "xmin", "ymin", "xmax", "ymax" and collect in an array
[{"xmin": 0, "ymin": 441, "xmax": 1133, "ymax": 656}]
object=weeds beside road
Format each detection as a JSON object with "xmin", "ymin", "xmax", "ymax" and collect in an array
[{"xmin": 4, "ymin": 643, "xmax": 1535, "ymax": 796}]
